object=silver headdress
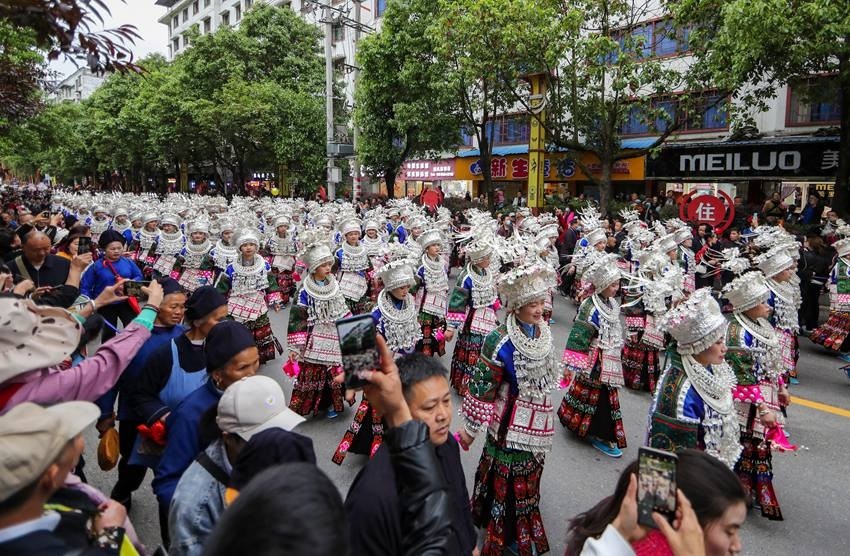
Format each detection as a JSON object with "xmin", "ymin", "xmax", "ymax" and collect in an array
[
  {"xmin": 498, "ymin": 262, "xmax": 557, "ymax": 312},
  {"xmin": 658, "ymin": 288, "xmax": 728, "ymax": 355},
  {"xmin": 583, "ymin": 252, "xmax": 621, "ymax": 290},
  {"xmin": 754, "ymin": 246, "xmax": 794, "ymax": 278},
  {"xmin": 418, "ymin": 228, "xmax": 443, "ymax": 250},
  {"xmin": 378, "ymin": 258, "xmax": 417, "ymax": 291},
  {"xmin": 723, "ymin": 271, "xmax": 770, "ymax": 313}
]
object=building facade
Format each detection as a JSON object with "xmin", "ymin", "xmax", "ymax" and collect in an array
[{"xmin": 48, "ymin": 67, "xmax": 107, "ymax": 103}]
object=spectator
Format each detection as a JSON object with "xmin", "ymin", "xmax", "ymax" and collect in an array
[
  {"xmin": 797, "ymin": 192, "xmax": 825, "ymax": 226},
  {"xmin": 798, "ymin": 233, "xmax": 832, "ymax": 333},
  {"xmin": 512, "ymin": 190, "xmax": 526, "ymax": 208},
  {"xmin": 95, "ymin": 278, "xmax": 196, "ymax": 511},
  {"xmin": 345, "ymin": 354, "xmax": 477, "ymax": 556},
  {"xmin": 0, "ymin": 227, "xmax": 20, "ymax": 261},
  {"xmin": 567, "ymin": 450, "xmax": 747, "ymax": 556},
  {"xmin": 7, "ymin": 230, "xmax": 70, "ymax": 288},
  {"xmin": 169, "ymin": 376, "xmax": 310, "ymax": 556},
  {"xmin": 761, "ymin": 191, "xmax": 786, "ymax": 220},
  {"xmin": 731, "ymin": 195, "xmax": 748, "ymax": 232},
  {"xmin": 0, "ymin": 281, "xmax": 163, "ymax": 414},
  {"xmin": 152, "ymin": 320, "xmax": 259, "ymax": 545},
  {"xmin": 54, "ymin": 225, "xmax": 92, "ymax": 261},
  {"xmin": 0, "ymin": 402, "xmax": 132, "ymax": 555},
  {"xmin": 80, "ymin": 229, "xmax": 144, "ymax": 341}
]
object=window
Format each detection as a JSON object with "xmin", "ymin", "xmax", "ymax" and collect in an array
[
  {"xmin": 235, "ymin": 4, "xmax": 241, "ymax": 21},
  {"xmin": 461, "ymin": 129, "xmax": 475, "ymax": 147},
  {"xmin": 787, "ymin": 76, "xmax": 841, "ymax": 126},
  {"xmin": 245, "ymin": 0, "xmax": 253, "ymax": 9},
  {"xmin": 204, "ymin": 0, "xmax": 210, "ymax": 6},
  {"xmin": 221, "ymin": 10, "xmax": 230, "ymax": 26},
  {"xmin": 609, "ymin": 18, "xmax": 692, "ymax": 63},
  {"xmin": 193, "ymin": 1, "xmax": 198, "ymax": 15},
  {"xmin": 621, "ymin": 93, "xmax": 728, "ymax": 135},
  {"xmin": 203, "ymin": 17, "xmax": 211, "ymax": 33},
  {"xmin": 485, "ymin": 115, "xmax": 531, "ymax": 145},
  {"xmin": 173, "ymin": 37, "xmax": 180, "ymax": 53},
  {"xmin": 376, "ymin": 0, "xmax": 387, "ymax": 17},
  {"xmin": 182, "ymin": 8, "xmax": 189, "ymax": 23},
  {"xmin": 653, "ymin": 20, "xmax": 678, "ymax": 57},
  {"xmin": 332, "ymin": 23, "xmax": 345, "ymax": 43},
  {"xmin": 173, "ymin": 16, "xmax": 179, "ymax": 29}
]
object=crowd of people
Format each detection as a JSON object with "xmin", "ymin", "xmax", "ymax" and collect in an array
[{"xmin": 0, "ymin": 182, "xmax": 848, "ymax": 556}]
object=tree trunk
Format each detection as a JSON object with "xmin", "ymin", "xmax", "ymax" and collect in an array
[
  {"xmin": 833, "ymin": 51, "xmax": 850, "ymax": 219},
  {"xmin": 385, "ymin": 168, "xmax": 397, "ymax": 199},
  {"xmin": 479, "ymin": 132, "xmax": 493, "ymax": 207},
  {"xmin": 599, "ymin": 157, "xmax": 613, "ymax": 217}
]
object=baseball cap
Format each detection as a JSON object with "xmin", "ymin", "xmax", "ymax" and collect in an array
[
  {"xmin": 0, "ymin": 401, "xmax": 99, "ymax": 502},
  {"xmin": 217, "ymin": 376, "xmax": 305, "ymax": 441}
]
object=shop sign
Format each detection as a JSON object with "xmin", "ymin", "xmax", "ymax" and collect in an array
[
  {"xmin": 679, "ymin": 190, "xmax": 735, "ymax": 234},
  {"xmin": 647, "ymin": 139, "xmax": 840, "ymax": 179},
  {"xmin": 401, "ymin": 159, "xmax": 456, "ymax": 180},
  {"xmin": 458, "ymin": 153, "xmax": 644, "ymax": 182}
]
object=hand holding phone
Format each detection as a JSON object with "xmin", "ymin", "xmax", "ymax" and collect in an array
[
  {"xmin": 76, "ymin": 236, "xmax": 92, "ymax": 254},
  {"xmin": 637, "ymin": 447, "xmax": 678, "ymax": 529},
  {"xmin": 123, "ymin": 280, "xmax": 151, "ymax": 299},
  {"xmin": 336, "ymin": 314, "xmax": 380, "ymax": 390}
]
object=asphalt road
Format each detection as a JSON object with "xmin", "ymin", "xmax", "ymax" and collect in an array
[{"xmin": 83, "ymin": 291, "xmax": 850, "ymax": 555}]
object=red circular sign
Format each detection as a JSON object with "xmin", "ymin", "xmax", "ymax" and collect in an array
[{"xmin": 679, "ymin": 191, "xmax": 735, "ymax": 234}]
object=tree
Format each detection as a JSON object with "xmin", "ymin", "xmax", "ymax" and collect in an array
[
  {"xmin": 355, "ymin": 0, "xmax": 462, "ymax": 198},
  {"xmin": 0, "ymin": 0, "xmax": 140, "ymax": 127},
  {"xmin": 670, "ymin": 0, "xmax": 850, "ymax": 217}
]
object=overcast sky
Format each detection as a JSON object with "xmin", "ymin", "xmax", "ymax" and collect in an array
[{"xmin": 51, "ymin": 0, "xmax": 169, "ymax": 78}]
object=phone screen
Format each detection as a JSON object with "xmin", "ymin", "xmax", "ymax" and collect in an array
[
  {"xmin": 637, "ymin": 447, "xmax": 678, "ymax": 529},
  {"xmin": 336, "ymin": 314, "xmax": 380, "ymax": 390},
  {"xmin": 123, "ymin": 280, "xmax": 150, "ymax": 299},
  {"xmin": 76, "ymin": 236, "xmax": 92, "ymax": 254}
]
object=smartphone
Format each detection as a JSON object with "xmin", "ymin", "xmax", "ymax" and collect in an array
[
  {"xmin": 123, "ymin": 280, "xmax": 150, "ymax": 299},
  {"xmin": 336, "ymin": 314, "xmax": 380, "ymax": 390},
  {"xmin": 76, "ymin": 236, "xmax": 92, "ymax": 254},
  {"xmin": 637, "ymin": 447, "xmax": 678, "ymax": 529}
]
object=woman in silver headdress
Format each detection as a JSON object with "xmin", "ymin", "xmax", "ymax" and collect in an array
[
  {"xmin": 262, "ymin": 214, "xmax": 298, "ymax": 306},
  {"xmin": 172, "ymin": 220, "xmax": 215, "ymax": 293},
  {"xmin": 214, "ymin": 229, "xmax": 283, "ymax": 364},
  {"xmin": 416, "ymin": 229, "xmax": 450, "ymax": 357},
  {"xmin": 147, "ymin": 214, "xmax": 186, "ymax": 280},
  {"xmin": 334, "ymin": 217, "xmax": 373, "ymax": 315}
]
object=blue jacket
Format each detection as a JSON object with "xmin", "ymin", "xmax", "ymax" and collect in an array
[
  {"xmin": 80, "ymin": 257, "xmax": 142, "ymax": 301},
  {"xmin": 95, "ymin": 324, "xmax": 186, "ymax": 421},
  {"xmin": 153, "ymin": 380, "xmax": 220, "ymax": 508}
]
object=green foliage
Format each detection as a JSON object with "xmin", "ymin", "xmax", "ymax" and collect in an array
[{"xmin": 0, "ymin": 5, "xmax": 326, "ymax": 193}]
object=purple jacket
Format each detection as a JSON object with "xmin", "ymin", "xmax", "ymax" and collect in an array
[{"xmin": 0, "ymin": 322, "xmax": 152, "ymax": 414}]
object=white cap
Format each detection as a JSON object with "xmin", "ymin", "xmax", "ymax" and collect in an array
[{"xmin": 217, "ymin": 376, "xmax": 304, "ymax": 441}]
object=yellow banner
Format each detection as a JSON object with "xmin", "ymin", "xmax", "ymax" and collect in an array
[{"xmin": 454, "ymin": 152, "xmax": 645, "ymax": 182}]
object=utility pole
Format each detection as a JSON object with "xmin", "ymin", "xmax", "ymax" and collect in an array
[
  {"xmin": 352, "ymin": 0, "xmax": 362, "ymax": 201},
  {"xmin": 324, "ymin": 2, "xmax": 336, "ymax": 200}
]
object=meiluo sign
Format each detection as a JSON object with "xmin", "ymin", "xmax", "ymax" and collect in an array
[
  {"xmin": 647, "ymin": 138, "xmax": 840, "ymax": 179},
  {"xmin": 679, "ymin": 151, "xmax": 801, "ymax": 173}
]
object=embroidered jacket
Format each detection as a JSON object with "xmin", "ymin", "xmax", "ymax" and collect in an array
[
  {"xmin": 446, "ymin": 264, "xmax": 499, "ymax": 330},
  {"xmin": 562, "ymin": 297, "xmax": 600, "ymax": 378}
]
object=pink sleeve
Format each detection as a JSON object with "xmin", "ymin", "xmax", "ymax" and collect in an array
[{"xmin": 6, "ymin": 323, "xmax": 152, "ymax": 411}]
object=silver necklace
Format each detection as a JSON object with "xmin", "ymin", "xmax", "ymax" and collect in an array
[
  {"xmin": 341, "ymin": 241, "xmax": 369, "ymax": 271},
  {"xmin": 422, "ymin": 254, "xmax": 448, "ymax": 292},
  {"xmin": 734, "ymin": 314, "xmax": 778, "ymax": 347},
  {"xmin": 304, "ymin": 275, "xmax": 341, "ymax": 300},
  {"xmin": 506, "ymin": 314, "xmax": 558, "ymax": 397},
  {"xmin": 377, "ymin": 290, "xmax": 422, "ymax": 352},
  {"xmin": 681, "ymin": 355, "xmax": 735, "ymax": 413}
]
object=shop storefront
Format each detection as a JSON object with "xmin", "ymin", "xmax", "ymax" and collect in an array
[
  {"xmin": 398, "ymin": 159, "xmax": 458, "ymax": 198},
  {"xmin": 646, "ymin": 136, "xmax": 840, "ymax": 209}
]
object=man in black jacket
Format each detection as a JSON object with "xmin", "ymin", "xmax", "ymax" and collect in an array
[{"xmin": 345, "ymin": 354, "xmax": 475, "ymax": 555}]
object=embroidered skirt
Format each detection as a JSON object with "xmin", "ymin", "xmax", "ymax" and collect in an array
[
  {"xmin": 450, "ymin": 325, "xmax": 486, "ymax": 396},
  {"xmin": 809, "ymin": 310, "xmax": 850, "ymax": 352},
  {"xmin": 245, "ymin": 312, "xmax": 282, "ymax": 364},
  {"xmin": 417, "ymin": 310, "xmax": 447, "ymax": 357},
  {"xmin": 228, "ymin": 292, "xmax": 267, "ymax": 323},
  {"xmin": 288, "ymin": 361, "xmax": 344, "ymax": 417},
  {"xmin": 177, "ymin": 268, "xmax": 214, "ymax": 293},
  {"xmin": 622, "ymin": 338, "xmax": 660, "ymax": 393},
  {"xmin": 736, "ymin": 431, "xmax": 783, "ymax": 520},
  {"xmin": 471, "ymin": 437, "xmax": 549, "ymax": 556},
  {"xmin": 332, "ymin": 397, "xmax": 383, "ymax": 465},
  {"xmin": 271, "ymin": 268, "xmax": 295, "ymax": 304},
  {"xmin": 558, "ymin": 373, "xmax": 627, "ymax": 448}
]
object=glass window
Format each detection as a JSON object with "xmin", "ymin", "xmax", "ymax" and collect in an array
[
  {"xmin": 193, "ymin": 1, "xmax": 198, "ymax": 15},
  {"xmin": 700, "ymin": 95, "xmax": 728, "ymax": 129},
  {"xmin": 182, "ymin": 8, "xmax": 189, "ymax": 22},
  {"xmin": 204, "ymin": 0, "xmax": 210, "ymax": 7},
  {"xmin": 332, "ymin": 23, "xmax": 345, "ymax": 43},
  {"xmin": 235, "ymin": 4, "xmax": 241, "ymax": 21},
  {"xmin": 653, "ymin": 20, "xmax": 677, "ymax": 56},
  {"xmin": 653, "ymin": 99, "xmax": 676, "ymax": 132},
  {"xmin": 622, "ymin": 105, "xmax": 648, "ymax": 135},
  {"xmin": 203, "ymin": 18, "xmax": 211, "ymax": 33},
  {"xmin": 222, "ymin": 11, "xmax": 230, "ymax": 26},
  {"xmin": 173, "ymin": 37, "xmax": 180, "ymax": 52},
  {"xmin": 376, "ymin": 0, "xmax": 387, "ymax": 17},
  {"xmin": 173, "ymin": 16, "xmax": 179, "ymax": 29},
  {"xmin": 632, "ymin": 24, "xmax": 653, "ymax": 59},
  {"xmin": 788, "ymin": 77, "xmax": 841, "ymax": 125}
]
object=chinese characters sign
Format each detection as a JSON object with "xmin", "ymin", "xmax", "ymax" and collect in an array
[
  {"xmin": 401, "ymin": 159, "xmax": 456, "ymax": 180},
  {"xmin": 456, "ymin": 153, "xmax": 643, "ymax": 182}
]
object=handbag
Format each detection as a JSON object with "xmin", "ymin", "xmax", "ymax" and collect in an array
[{"xmin": 97, "ymin": 427, "xmax": 120, "ymax": 471}]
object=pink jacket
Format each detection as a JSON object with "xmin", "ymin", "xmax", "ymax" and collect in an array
[{"xmin": 0, "ymin": 322, "xmax": 152, "ymax": 414}]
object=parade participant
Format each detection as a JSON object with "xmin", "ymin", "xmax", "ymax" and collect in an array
[
  {"xmin": 810, "ymin": 233, "xmax": 850, "ymax": 359},
  {"xmin": 89, "ymin": 205, "xmax": 111, "ymax": 245},
  {"xmin": 286, "ymin": 232, "xmax": 350, "ymax": 418},
  {"xmin": 148, "ymin": 213, "xmax": 186, "ymax": 279},
  {"xmin": 345, "ymin": 354, "xmax": 477, "ymax": 556},
  {"xmin": 403, "ymin": 214, "xmax": 426, "ymax": 256},
  {"xmin": 570, "ymin": 204, "xmax": 608, "ymax": 302},
  {"xmin": 215, "ymin": 229, "xmax": 283, "ymax": 364},
  {"xmin": 648, "ymin": 288, "xmax": 742, "ymax": 468},
  {"xmin": 263, "ymin": 214, "xmax": 298, "ymax": 306},
  {"xmin": 210, "ymin": 220, "xmax": 238, "ymax": 273},
  {"xmin": 80, "ymin": 229, "xmax": 144, "ymax": 341},
  {"xmin": 722, "ymin": 271, "xmax": 790, "ymax": 520},
  {"xmin": 362, "ymin": 217, "xmax": 387, "ymax": 270},
  {"xmin": 386, "ymin": 207, "xmax": 407, "ymax": 243},
  {"xmin": 559, "ymin": 252, "xmax": 628, "ymax": 458},
  {"xmin": 128, "ymin": 211, "xmax": 159, "ymax": 269},
  {"xmin": 447, "ymin": 235, "xmax": 500, "ymax": 395},
  {"xmin": 757, "ymin": 245, "xmax": 801, "ymax": 383},
  {"xmin": 335, "ymin": 217, "xmax": 372, "ymax": 314},
  {"xmin": 173, "ymin": 220, "xmax": 216, "ymax": 293},
  {"xmin": 457, "ymin": 262, "xmax": 561, "ymax": 556},
  {"xmin": 110, "ymin": 206, "xmax": 133, "ymax": 244},
  {"xmin": 416, "ymin": 229, "xmax": 450, "ymax": 357},
  {"xmin": 333, "ymin": 258, "xmax": 421, "ymax": 464},
  {"xmin": 670, "ymin": 220, "xmax": 697, "ymax": 293}
]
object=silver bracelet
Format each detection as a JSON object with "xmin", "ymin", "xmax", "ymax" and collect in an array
[{"xmin": 89, "ymin": 298, "xmax": 97, "ymax": 312}]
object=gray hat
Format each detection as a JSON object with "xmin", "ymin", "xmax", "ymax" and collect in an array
[{"xmin": 217, "ymin": 376, "xmax": 304, "ymax": 441}]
